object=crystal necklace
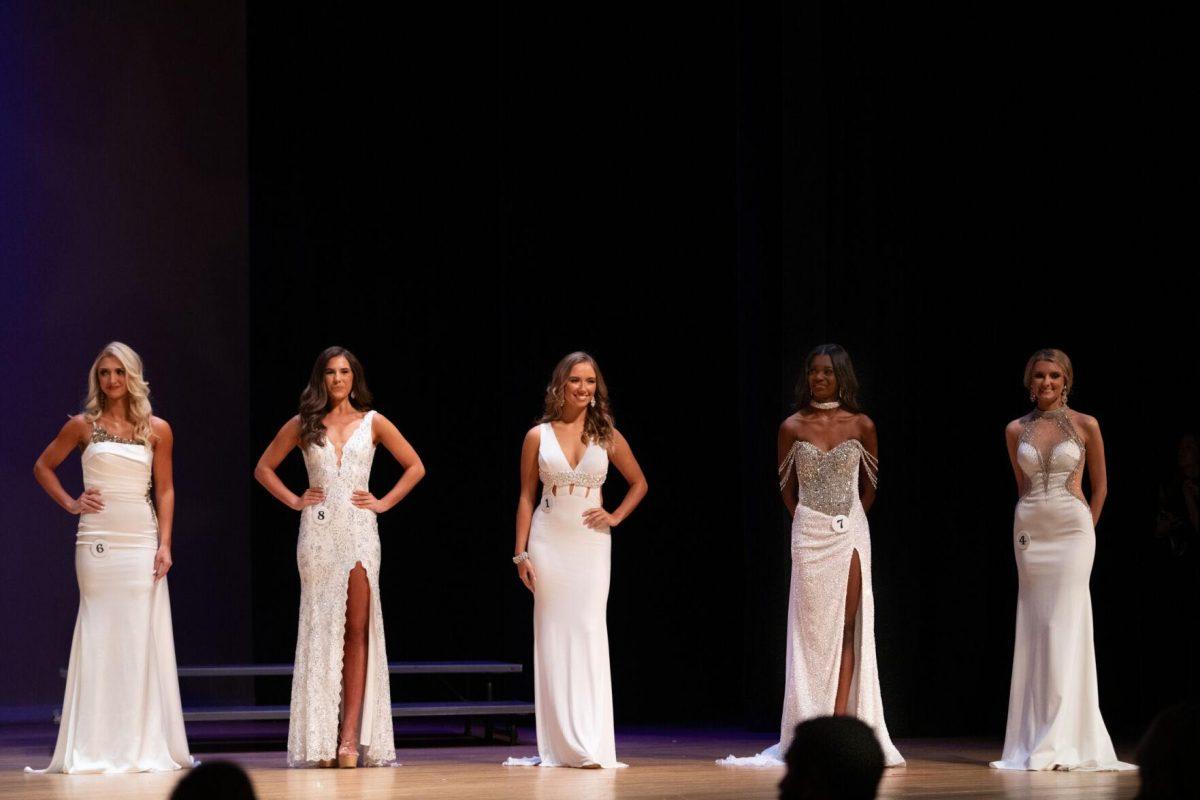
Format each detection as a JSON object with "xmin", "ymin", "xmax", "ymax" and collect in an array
[{"xmin": 810, "ymin": 400, "xmax": 840, "ymax": 410}]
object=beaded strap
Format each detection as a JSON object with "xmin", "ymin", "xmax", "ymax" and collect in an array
[{"xmin": 777, "ymin": 439, "xmax": 878, "ymax": 491}]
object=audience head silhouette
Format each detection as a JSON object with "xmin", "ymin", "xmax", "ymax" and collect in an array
[
  {"xmin": 170, "ymin": 761, "xmax": 257, "ymax": 800},
  {"xmin": 779, "ymin": 717, "xmax": 884, "ymax": 800},
  {"xmin": 1134, "ymin": 702, "xmax": 1197, "ymax": 800}
]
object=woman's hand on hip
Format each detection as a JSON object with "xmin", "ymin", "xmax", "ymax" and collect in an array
[{"xmin": 581, "ymin": 507, "xmax": 616, "ymax": 530}]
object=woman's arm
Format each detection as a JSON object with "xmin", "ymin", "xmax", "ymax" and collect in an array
[
  {"xmin": 778, "ymin": 419, "xmax": 799, "ymax": 516},
  {"xmin": 351, "ymin": 413, "xmax": 425, "ymax": 512},
  {"xmin": 858, "ymin": 415, "xmax": 879, "ymax": 513},
  {"xmin": 1079, "ymin": 414, "xmax": 1107, "ymax": 526},
  {"xmin": 150, "ymin": 417, "xmax": 175, "ymax": 580},
  {"xmin": 33, "ymin": 416, "xmax": 102, "ymax": 515},
  {"xmin": 514, "ymin": 426, "xmax": 541, "ymax": 592},
  {"xmin": 1005, "ymin": 420, "xmax": 1025, "ymax": 497},
  {"xmin": 582, "ymin": 428, "xmax": 648, "ymax": 530},
  {"xmin": 254, "ymin": 417, "xmax": 324, "ymax": 511}
]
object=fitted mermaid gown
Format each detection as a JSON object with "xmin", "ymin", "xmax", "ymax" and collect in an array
[
  {"xmin": 721, "ymin": 438, "xmax": 903, "ymax": 767},
  {"xmin": 507, "ymin": 422, "xmax": 623, "ymax": 768},
  {"xmin": 288, "ymin": 410, "xmax": 396, "ymax": 767},
  {"xmin": 27, "ymin": 423, "xmax": 193, "ymax": 774},
  {"xmin": 991, "ymin": 407, "xmax": 1134, "ymax": 771}
]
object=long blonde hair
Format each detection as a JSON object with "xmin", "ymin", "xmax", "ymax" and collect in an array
[
  {"xmin": 83, "ymin": 341, "xmax": 154, "ymax": 446},
  {"xmin": 537, "ymin": 351, "xmax": 615, "ymax": 447}
]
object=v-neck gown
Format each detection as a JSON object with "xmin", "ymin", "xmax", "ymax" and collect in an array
[
  {"xmin": 288, "ymin": 410, "xmax": 395, "ymax": 766},
  {"xmin": 523, "ymin": 422, "xmax": 623, "ymax": 768}
]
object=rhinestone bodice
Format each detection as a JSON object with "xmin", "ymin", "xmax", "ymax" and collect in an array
[
  {"xmin": 778, "ymin": 439, "xmax": 877, "ymax": 517},
  {"xmin": 1016, "ymin": 407, "xmax": 1086, "ymax": 504}
]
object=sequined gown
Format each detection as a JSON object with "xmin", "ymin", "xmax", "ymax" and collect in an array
[
  {"xmin": 289, "ymin": 410, "xmax": 395, "ymax": 767},
  {"xmin": 991, "ymin": 408, "xmax": 1134, "ymax": 771},
  {"xmin": 720, "ymin": 438, "xmax": 902, "ymax": 767},
  {"xmin": 27, "ymin": 423, "xmax": 193, "ymax": 774},
  {"xmin": 520, "ymin": 422, "xmax": 623, "ymax": 768}
]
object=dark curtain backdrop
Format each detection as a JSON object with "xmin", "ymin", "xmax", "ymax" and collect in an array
[
  {"xmin": 0, "ymin": 1, "xmax": 250, "ymax": 709},
  {"xmin": 1, "ymin": 1, "xmax": 1194, "ymax": 742},
  {"xmin": 247, "ymin": 1, "xmax": 1197, "ymax": 739}
]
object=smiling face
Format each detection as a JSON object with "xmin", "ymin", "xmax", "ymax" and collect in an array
[
  {"xmin": 95, "ymin": 355, "xmax": 128, "ymax": 405},
  {"xmin": 562, "ymin": 361, "xmax": 598, "ymax": 411},
  {"xmin": 1029, "ymin": 359, "xmax": 1067, "ymax": 408},
  {"xmin": 807, "ymin": 354, "xmax": 837, "ymax": 403},
  {"xmin": 323, "ymin": 355, "xmax": 354, "ymax": 405}
]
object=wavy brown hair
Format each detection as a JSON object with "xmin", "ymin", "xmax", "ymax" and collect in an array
[
  {"xmin": 794, "ymin": 343, "xmax": 862, "ymax": 413},
  {"xmin": 298, "ymin": 346, "xmax": 373, "ymax": 449},
  {"xmin": 537, "ymin": 351, "xmax": 615, "ymax": 447}
]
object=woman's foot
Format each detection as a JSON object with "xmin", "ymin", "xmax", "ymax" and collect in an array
[{"xmin": 337, "ymin": 740, "xmax": 359, "ymax": 769}]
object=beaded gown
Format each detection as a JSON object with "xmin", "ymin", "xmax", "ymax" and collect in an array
[
  {"xmin": 506, "ymin": 422, "xmax": 623, "ymax": 768},
  {"xmin": 991, "ymin": 408, "xmax": 1134, "ymax": 771},
  {"xmin": 289, "ymin": 410, "xmax": 395, "ymax": 767},
  {"xmin": 27, "ymin": 422, "xmax": 193, "ymax": 774},
  {"xmin": 721, "ymin": 438, "xmax": 903, "ymax": 767}
]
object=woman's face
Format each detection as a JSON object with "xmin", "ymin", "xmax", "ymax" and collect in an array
[
  {"xmin": 1030, "ymin": 360, "xmax": 1067, "ymax": 407},
  {"xmin": 807, "ymin": 354, "xmax": 837, "ymax": 402},
  {"xmin": 324, "ymin": 355, "xmax": 354, "ymax": 405},
  {"xmin": 96, "ymin": 356, "xmax": 128, "ymax": 404},
  {"xmin": 563, "ymin": 362, "xmax": 598, "ymax": 412}
]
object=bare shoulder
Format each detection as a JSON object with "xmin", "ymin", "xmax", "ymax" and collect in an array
[
  {"xmin": 779, "ymin": 413, "xmax": 805, "ymax": 435},
  {"xmin": 63, "ymin": 414, "xmax": 90, "ymax": 443},
  {"xmin": 524, "ymin": 424, "xmax": 542, "ymax": 445},
  {"xmin": 1070, "ymin": 410, "xmax": 1100, "ymax": 434},
  {"xmin": 608, "ymin": 426, "xmax": 629, "ymax": 453},
  {"xmin": 371, "ymin": 410, "xmax": 397, "ymax": 431},
  {"xmin": 854, "ymin": 413, "xmax": 876, "ymax": 435},
  {"xmin": 1006, "ymin": 415, "xmax": 1029, "ymax": 437},
  {"xmin": 149, "ymin": 416, "xmax": 173, "ymax": 444}
]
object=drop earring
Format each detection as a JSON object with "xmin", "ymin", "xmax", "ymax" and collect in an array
[{"xmin": 590, "ymin": 396, "xmax": 596, "ymax": 408}]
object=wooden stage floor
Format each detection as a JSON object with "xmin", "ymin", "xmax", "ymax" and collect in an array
[{"xmin": 0, "ymin": 724, "xmax": 1140, "ymax": 799}]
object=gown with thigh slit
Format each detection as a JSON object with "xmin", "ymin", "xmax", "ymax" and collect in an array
[
  {"xmin": 719, "ymin": 438, "xmax": 903, "ymax": 767},
  {"xmin": 26, "ymin": 422, "xmax": 193, "ymax": 774},
  {"xmin": 506, "ymin": 422, "xmax": 624, "ymax": 768},
  {"xmin": 991, "ymin": 407, "xmax": 1135, "ymax": 772},
  {"xmin": 288, "ymin": 410, "xmax": 395, "ymax": 767}
]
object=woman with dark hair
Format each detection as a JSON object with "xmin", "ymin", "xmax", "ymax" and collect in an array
[
  {"xmin": 991, "ymin": 348, "xmax": 1133, "ymax": 771},
  {"xmin": 255, "ymin": 347, "xmax": 425, "ymax": 768},
  {"xmin": 505, "ymin": 352, "xmax": 647, "ymax": 769},
  {"xmin": 721, "ymin": 344, "xmax": 902, "ymax": 767}
]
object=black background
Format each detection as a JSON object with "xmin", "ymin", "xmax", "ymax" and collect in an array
[
  {"xmin": 246, "ymin": 1, "xmax": 1198, "ymax": 738},
  {"xmin": 3, "ymin": 1, "xmax": 1194, "ymax": 742}
]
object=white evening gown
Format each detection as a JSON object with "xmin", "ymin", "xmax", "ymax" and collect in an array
[
  {"xmin": 720, "ymin": 439, "xmax": 903, "ymax": 767},
  {"xmin": 991, "ymin": 407, "xmax": 1135, "ymax": 771},
  {"xmin": 505, "ymin": 422, "xmax": 624, "ymax": 768},
  {"xmin": 27, "ymin": 423, "xmax": 193, "ymax": 774},
  {"xmin": 289, "ymin": 410, "xmax": 395, "ymax": 766}
]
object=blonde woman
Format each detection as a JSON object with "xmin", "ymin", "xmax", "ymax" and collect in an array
[
  {"xmin": 992, "ymin": 349, "xmax": 1134, "ymax": 771},
  {"xmin": 506, "ymin": 352, "xmax": 647, "ymax": 769},
  {"xmin": 28, "ymin": 342, "xmax": 193, "ymax": 774}
]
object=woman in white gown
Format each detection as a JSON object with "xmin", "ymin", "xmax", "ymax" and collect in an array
[
  {"xmin": 721, "ymin": 344, "xmax": 902, "ymax": 767},
  {"xmin": 507, "ymin": 351, "xmax": 647, "ymax": 769},
  {"xmin": 255, "ymin": 347, "xmax": 425, "ymax": 768},
  {"xmin": 992, "ymin": 348, "xmax": 1134, "ymax": 771},
  {"xmin": 28, "ymin": 342, "xmax": 193, "ymax": 774}
]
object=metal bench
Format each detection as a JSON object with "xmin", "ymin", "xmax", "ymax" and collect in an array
[{"xmin": 55, "ymin": 661, "xmax": 532, "ymax": 742}]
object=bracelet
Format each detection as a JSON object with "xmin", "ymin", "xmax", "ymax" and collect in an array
[{"xmin": 512, "ymin": 552, "xmax": 530, "ymax": 565}]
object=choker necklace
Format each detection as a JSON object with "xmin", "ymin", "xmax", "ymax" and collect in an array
[{"xmin": 810, "ymin": 400, "xmax": 840, "ymax": 410}]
